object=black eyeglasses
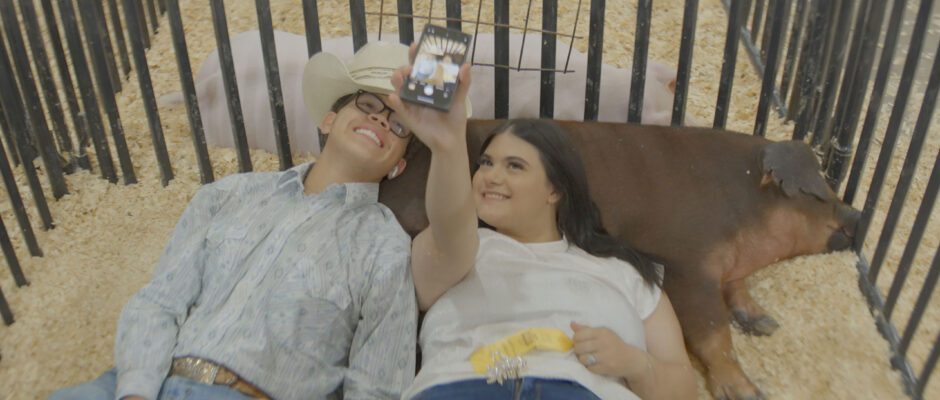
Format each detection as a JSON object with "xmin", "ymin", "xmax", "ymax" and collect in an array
[{"xmin": 353, "ymin": 91, "xmax": 411, "ymax": 138}]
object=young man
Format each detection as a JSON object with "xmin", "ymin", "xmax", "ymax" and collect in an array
[{"xmin": 52, "ymin": 41, "xmax": 425, "ymax": 400}]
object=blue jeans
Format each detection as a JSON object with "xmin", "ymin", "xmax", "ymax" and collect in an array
[
  {"xmin": 49, "ymin": 368, "xmax": 250, "ymax": 400},
  {"xmin": 412, "ymin": 378, "xmax": 602, "ymax": 400}
]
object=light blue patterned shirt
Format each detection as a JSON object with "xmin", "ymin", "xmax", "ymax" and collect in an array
[{"xmin": 114, "ymin": 162, "xmax": 417, "ymax": 400}]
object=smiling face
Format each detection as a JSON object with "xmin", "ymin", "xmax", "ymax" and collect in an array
[
  {"xmin": 318, "ymin": 92, "xmax": 410, "ymax": 181},
  {"xmin": 472, "ymin": 132, "xmax": 561, "ymax": 241}
]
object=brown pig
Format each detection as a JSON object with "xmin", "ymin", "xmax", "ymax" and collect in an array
[{"xmin": 379, "ymin": 120, "xmax": 860, "ymax": 400}]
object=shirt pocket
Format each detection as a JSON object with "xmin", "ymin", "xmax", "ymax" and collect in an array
[{"xmin": 205, "ymin": 223, "xmax": 250, "ymax": 271}]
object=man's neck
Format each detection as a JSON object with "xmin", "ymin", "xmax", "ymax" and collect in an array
[{"xmin": 302, "ymin": 152, "xmax": 376, "ymax": 195}]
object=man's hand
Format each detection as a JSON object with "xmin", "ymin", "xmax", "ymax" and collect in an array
[
  {"xmin": 571, "ymin": 321, "xmax": 652, "ymax": 379},
  {"xmin": 387, "ymin": 43, "xmax": 472, "ymax": 153}
]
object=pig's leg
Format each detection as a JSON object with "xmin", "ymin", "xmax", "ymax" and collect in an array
[
  {"xmin": 668, "ymin": 270, "xmax": 764, "ymax": 400},
  {"xmin": 723, "ymin": 278, "xmax": 780, "ymax": 336}
]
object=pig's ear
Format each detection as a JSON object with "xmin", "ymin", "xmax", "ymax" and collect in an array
[{"xmin": 759, "ymin": 141, "xmax": 832, "ymax": 201}]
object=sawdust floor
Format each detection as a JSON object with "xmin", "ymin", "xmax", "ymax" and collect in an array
[{"xmin": 0, "ymin": 0, "xmax": 937, "ymax": 399}]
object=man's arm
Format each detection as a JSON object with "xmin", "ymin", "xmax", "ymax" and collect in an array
[
  {"xmin": 114, "ymin": 182, "xmax": 229, "ymax": 400},
  {"xmin": 343, "ymin": 228, "xmax": 417, "ymax": 400}
]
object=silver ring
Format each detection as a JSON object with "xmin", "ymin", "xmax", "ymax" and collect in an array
[{"xmin": 586, "ymin": 354, "xmax": 597, "ymax": 366}]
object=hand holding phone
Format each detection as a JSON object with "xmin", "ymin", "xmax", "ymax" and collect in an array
[{"xmin": 399, "ymin": 24, "xmax": 472, "ymax": 111}]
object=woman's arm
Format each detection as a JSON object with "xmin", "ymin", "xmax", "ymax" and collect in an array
[
  {"xmin": 572, "ymin": 293, "xmax": 696, "ymax": 399},
  {"xmin": 388, "ymin": 49, "xmax": 479, "ymax": 311}
]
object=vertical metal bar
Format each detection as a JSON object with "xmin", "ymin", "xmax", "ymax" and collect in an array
[
  {"xmin": 0, "ymin": 137, "xmax": 41, "ymax": 256},
  {"xmin": 58, "ymin": 0, "xmax": 117, "ymax": 183},
  {"xmin": 494, "ymin": 0, "xmax": 509, "ymax": 119},
  {"xmin": 916, "ymin": 329, "xmax": 940, "ymax": 398},
  {"xmin": 780, "ymin": 0, "xmax": 807, "ymax": 106},
  {"xmin": 583, "ymin": 0, "xmax": 605, "ymax": 121},
  {"xmin": 302, "ymin": 0, "xmax": 322, "ymax": 56},
  {"xmin": 518, "ymin": 0, "xmax": 534, "ymax": 71},
  {"xmin": 123, "ymin": 0, "xmax": 173, "ymax": 186},
  {"xmin": 0, "ymin": 0, "xmax": 69, "ymax": 198},
  {"xmin": 0, "ymin": 282, "xmax": 13, "ymax": 325},
  {"xmin": 350, "ymin": 0, "xmax": 367, "ymax": 52},
  {"xmin": 808, "ymin": 0, "xmax": 854, "ymax": 150},
  {"xmin": 0, "ymin": 34, "xmax": 54, "ymax": 230},
  {"xmin": 714, "ymin": 0, "xmax": 744, "ymax": 129},
  {"xmin": 671, "ymin": 0, "xmax": 697, "ymax": 126},
  {"xmin": 20, "ymin": 0, "xmax": 76, "ymax": 172},
  {"xmin": 397, "ymin": 0, "xmax": 414, "ymax": 45},
  {"xmin": 539, "ymin": 0, "xmax": 557, "ymax": 119},
  {"xmin": 758, "ymin": 0, "xmax": 775, "ymax": 62},
  {"xmin": 873, "ymin": 38, "xmax": 940, "ymax": 312},
  {"xmin": 628, "ymin": 0, "xmax": 652, "ymax": 124},
  {"xmin": 0, "ymin": 104, "xmax": 17, "ymax": 165},
  {"xmin": 158, "ymin": 0, "xmax": 165, "ymax": 13},
  {"xmin": 146, "ymin": 0, "xmax": 159, "ymax": 32},
  {"xmin": 0, "ymin": 215, "xmax": 27, "ymax": 287},
  {"xmin": 136, "ymin": 0, "xmax": 150, "ymax": 49},
  {"xmin": 897, "ymin": 158, "xmax": 940, "ymax": 356},
  {"xmin": 792, "ymin": 0, "xmax": 830, "ymax": 140},
  {"xmin": 92, "ymin": 0, "xmax": 122, "ymax": 94},
  {"xmin": 165, "ymin": 0, "xmax": 213, "ymax": 184},
  {"xmin": 107, "ymin": 0, "xmax": 132, "ymax": 76},
  {"xmin": 843, "ymin": 0, "xmax": 908, "ymax": 205},
  {"xmin": 210, "ymin": 0, "xmax": 252, "ymax": 173},
  {"xmin": 41, "ymin": 0, "xmax": 91, "ymax": 171},
  {"xmin": 750, "ymin": 0, "xmax": 764, "ymax": 40},
  {"xmin": 81, "ymin": 1, "xmax": 137, "ymax": 184},
  {"xmin": 255, "ymin": 0, "xmax": 292, "ymax": 170},
  {"xmin": 753, "ymin": 0, "xmax": 787, "ymax": 136},
  {"xmin": 856, "ymin": 0, "xmax": 933, "ymax": 261},
  {"xmin": 824, "ymin": 0, "xmax": 884, "ymax": 188},
  {"xmin": 445, "ymin": 0, "xmax": 461, "ymax": 31}
]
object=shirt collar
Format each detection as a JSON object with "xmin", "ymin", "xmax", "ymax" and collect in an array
[{"xmin": 277, "ymin": 162, "xmax": 380, "ymax": 207}]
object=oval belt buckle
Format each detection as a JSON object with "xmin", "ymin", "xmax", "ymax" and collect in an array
[{"xmin": 485, "ymin": 351, "xmax": 527, "ymax": 385}]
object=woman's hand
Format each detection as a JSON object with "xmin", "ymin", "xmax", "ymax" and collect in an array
[
  {"xmin": 571, "ymin": 321, "xmax": 652, "ymax": 379},
  {"xmin": 387, "ymin": 43, "xmax": 472, "ymax": 153}
]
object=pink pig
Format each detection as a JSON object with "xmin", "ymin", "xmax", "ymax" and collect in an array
[{"xmin": 173, "ymin": 30, "xmax": 689, "ymax": 156}]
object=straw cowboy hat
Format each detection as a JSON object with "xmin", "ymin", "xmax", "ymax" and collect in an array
[{"xmin": 302, "ymin": 41, "xmax": 471, "ymax": 128}]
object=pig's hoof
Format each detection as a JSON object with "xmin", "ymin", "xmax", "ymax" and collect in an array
[{"xmin": 732, "ymin": 310, "xmax": 780, "ymax": 336}]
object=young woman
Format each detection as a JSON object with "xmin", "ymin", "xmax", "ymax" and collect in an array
[{"xmin": 388, "ymin": 47, "xmax": 696, "ymax": 400}]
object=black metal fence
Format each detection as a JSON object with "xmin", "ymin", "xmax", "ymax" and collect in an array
[{"xmin": 0, "ymin": 0, "xmax": 938, "ymax": 398}]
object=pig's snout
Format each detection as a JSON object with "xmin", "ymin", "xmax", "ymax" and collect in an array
[{"xmin": 827, "ymin": 205, "xmax": 861, "ymax": 251}]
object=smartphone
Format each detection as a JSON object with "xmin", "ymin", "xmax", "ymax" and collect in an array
[{"xmin": 400, "ymin": 24, "xmax": 472, "ymax": 111}]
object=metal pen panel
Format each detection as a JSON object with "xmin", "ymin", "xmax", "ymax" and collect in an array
[
  {"xmin": 539, "ymin": 0, "xmax": 557, "ymax": 118},
  {"xmin": 855, "ymin": 0, "xmax": 934, "ymax": 260},
  {"xmin": 0, "ymin": 134, "xmax": 41, "ymax": 257},
  {"xmin": 628, "ymin": 0, "xmax": 651, "ymax": 124},
  {"xmin": 92, "ymin": 0, "xmax": 122, "ymax": 94},
  {"xmin": 41, "ymin": 0, "xmax": 91, "ymax": 170},
  {"xmin": 779, "ymin": 0, "xmax": 807, "ymax": 106},
  {"xmin": 843, "ymin": 0, "xmax": 908, "ymax": 205},
  {"xmin": 583, "ymin": 0, "xmax": 604, "ymax": 121},
  {"xmin": 900, "ymin": 241, "xmax": 940, "ymax": 357},
  {"xmin": 0, "ymin": 39, "xmax": 54, "ymax": 230},
  {"xmin": 824, "ymin": 0, "xmax": 885, "ymax": 189},
  {"xmin": 146, "ymin": 0, "xmax": 160, "ymax": 33},
  {"xmin": 166, "ymin": 0, "xmax": 213, "ymax": 184},
  {"xmin": 494, "ymin": 0, "xmax": 509, "ymax": 119},
  {"xmin": 107, "ymin": 0, "xmax": 132, "ymax": 76},
  {"xmin": 750, "ymin": 0, "xmax": 764, "ymax": 40},
  {"xmin": 714, "ymin": 0, "xmax": 744, "ymax": 129},
  {"xmin": 0, "ymin": 214, "xmax": 26, "ymax": 287},
  {"xmin": 872, "ymin": 38, "xmax": 940, "ymax": 313},
  {"xmin": 671, "ymin": 0, "xmax": 697, "ymax": 126},
  {"xmin": 58, "ymin": 0, "xmax": 117, "ymax": 184},
  {"xmin": 808, "ymin": 0, "xmax": 854, "ymax": 150},
  {"xmin": 446, "ymin": 0, "xmax": 461, "ymax": 31},
  {"xmin": 123, "ymin": 0, "xmax": 173, "ymax": 186},
  {"xmin": 80, "ymin": 2, "xmax": 137, "ymax": 185},
  {"xmin": 917, "ymin": 330, "xmax": 940, "ymax": 398},
  {"xmin": 209, "ymin": 0, "xmax": 252, "ymax": 173},
  {"xmin": 0, "ymin": 281, "xmax": 12, "ymax": 325},
  {"xmin": 0, "ymin": 103, "xmax": 17, "ymax": 165},
  {"xmin": 20, "ymin": 0, "xmax": 75, "ymax": 171},
  {"xmin": 256, "ymin": 0, "xmax": 293, "ymax": 170},
  {"xmin": 397, "ymin": 0, "xmax": 414, "ymax": 45},
  {"xmin": 137, "ymin": 0, "xmax": 151, "ymax": 49},
  {"xmin": 350, "ymin": 0, "xmax": 367, "ymax": 51},
  {"xmin": 792, "ymin": 0, "xmax": 830, "ymax": 141},
  {"xmin": 753, "ymin": 0, "xmax": 787, "ymax": 136},
  {"xmin": 302, "ymin": 0, "xmax": 323, "ymax": 56},
  {"xmin": 0, "ymin": 0, "xmax": 69, "ymax": 198}
]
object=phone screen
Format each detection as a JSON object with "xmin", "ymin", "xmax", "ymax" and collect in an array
[{"xmin": 400, "ymin": 24, "xmax": 471, "ymax": 111}]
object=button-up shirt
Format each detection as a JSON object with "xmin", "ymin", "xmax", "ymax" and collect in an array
[{"xmin": 114, "ymin": 162, "xmax": 417, "ymax": 400}]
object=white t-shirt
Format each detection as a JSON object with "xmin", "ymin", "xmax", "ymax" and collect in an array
[{"xmin": 403, "ymin": 228, "xmax": 662, "ymax": 399}]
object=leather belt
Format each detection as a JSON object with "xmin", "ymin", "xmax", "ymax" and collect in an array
[{"xmin": 170, "ymin": 357, "xmax": 270, "ymax": 399}]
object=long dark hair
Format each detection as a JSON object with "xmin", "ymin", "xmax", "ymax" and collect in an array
[{"xmin": 476, "ymin": 119, "xmax": 661, "ymax": 287}]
